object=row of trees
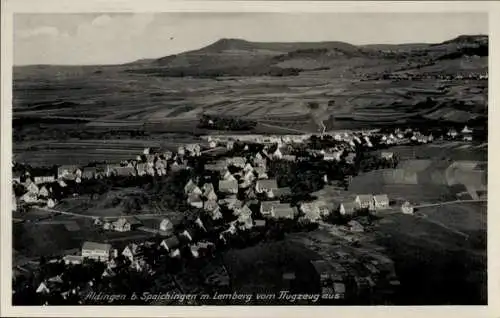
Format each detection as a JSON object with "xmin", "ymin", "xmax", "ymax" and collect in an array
[{"xmin": 198, "ymin": 114, "xmax": 257, "ymax": 131}]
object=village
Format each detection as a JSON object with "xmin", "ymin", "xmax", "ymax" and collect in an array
[{"xmin": 11, "ymin": 124, "xmax": 477, "ymax": 305}]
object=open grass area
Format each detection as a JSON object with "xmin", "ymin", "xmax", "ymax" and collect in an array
[
  {"xmin": 223, "ymin": 240, "xmax": 320, "ymax": 297},
  {"xmin": 374, "ymin": 211, "xmax": 486, "ymax": 305}
]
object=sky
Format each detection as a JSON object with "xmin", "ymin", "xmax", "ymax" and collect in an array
[{"xmin": 13, "ymin": 12, "xmax": 488, "ymax": 66}]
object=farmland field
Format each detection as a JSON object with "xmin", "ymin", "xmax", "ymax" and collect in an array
[
  {"xmin": 223, "ymin": 240, "xmax": 320, "ymax": 296},
  {"xmin": 13, "ymin": 37, "xmax": 487, "ymax": 148}
]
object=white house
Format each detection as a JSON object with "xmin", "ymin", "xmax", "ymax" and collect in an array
[
  {"xmin": 81, "ymin": 241, "xmax": 112, "ymax": 262},
  {"xmin": 159, "ymin": 218, "xmax": 174, "ymax": 232},
  {"xmin": 461, "ymin": 126, "xmax": 473, "ymax": 134},
  {"xmin": 339, "ymin": 202, "xmax": 356, "ymax": 215},
  {"xmin": 161, "ymin": 236, "xmax": 180, "ymax": 253},
  {"xmin": 38, "ymin": 186, "xmax": 50, "ymax": 198},
  {"xmin": 260, "ymin": 200, "xmax": 280, "ymax": 216},
  {"xmin": 222, "ymin": 170, "xmax": 237, "ymax": 181},
  {"xmin": 184, "ymin": 179, "xmax": 202, "ymax": 195},
  {"xmin": 21, "ymin": 192, "xmax": 38, "ymax": 203},
  {"xmin": 34, "ymin": 175, "xmax": 56, "ymax": 185},
  {"xmin": 47, "ymin": 198, "xmax": 57, "ymax": 208},
  {"xmin": 355, "ymin": 194, "xmax": 374, "ymax": 211},
  {"xmin": 208, "ymin": 140, "xmax": 217, "ymax": 149},
  {"xmin": 27, "ymin": 182, "xmax": 39, "ymax": 195},
  {"xmin": 255, "ymin": 179, "xmax": 278, "ymax": 194},
  {"xmin": 36, "ymin": 282, "xmax": 50, "ymax": 294},
  {"xmin": 227, "ymin": 157, "xmax": 246, "ymax": 168},
  {"xmin": 219, "ymin": 179, "xmax": 238, "ymax": 194},
  {"xmin": 204, "ymin": 200, "xmax": 219, "ymax": 212},
  {"xmin": 122, "ymin": 243, "xmax": 142, "ymax": 263},
  {"xmin": 401, "ymin": 201, "xmax": 414, "ymax": 214}
]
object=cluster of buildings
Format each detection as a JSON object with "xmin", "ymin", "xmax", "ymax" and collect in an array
[
  {"xmin": 11, "ymin": 142, "xmax": 221, "ymax": 210},
  {"xmin": 338, "ymin": 194, "xmax": 390, "ymax": 216},
  {"xmin": 446, "ymin": 125, "xmax": 475, "ymax": 142},
  {"xmin": 378, "ymin": 71, "xmax": 487, "ymax": 81},
  {"xmin": 20, "ymin": 123, "xmax": 464, "ymax": 303}
]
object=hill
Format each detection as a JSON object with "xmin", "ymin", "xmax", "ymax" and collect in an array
[{"xmin": 13, "ymin": 35, "xmax": 488, "ymax": 146}]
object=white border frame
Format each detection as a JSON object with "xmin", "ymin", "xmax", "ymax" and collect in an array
[{"xmin": 2, "ymin": 1, "xmax": 499, "ymax": 317}]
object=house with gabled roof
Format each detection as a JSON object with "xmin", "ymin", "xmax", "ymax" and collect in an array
[
  {"xmin": 355, "ymin": 194, "xmax": 374, "ymax": 211},
  {"xmin": 203, "ymin": 199, "xmax": 219, "ymax": 212},
  {"xmin": 21, "ymin": 192, "xmax": 38, "ymax": 203},
  {"xmin": 38, "ymin": 185, "xmax": 50, "ymax": 198},
  {"xmin": 243, "ymin": 170, "xmax": 256, "ymax": 182},
  {"xmin": 226, "ymin": 157, "xmax": 246, "ymax": 168},
  {"xmin": 373, "ymin": 194, "xmax": 390, "ymax": 210},
  {"xmin": 271, "ymin": 187, "xmax": 292, "ymax": 198},
  {"xmin": 27, "ymin": 182, "xmax": 39, "ymax": 195},
  {"xmin": 272, "ymin": 204, "xmax": 297, "ymax": 219},
  {"xmin": 255, "ymin": 179, "xmax": 278, "ymax": 194},
  {"xmin": 314, "ymin": 200, "xmax": 331, "ymax": 217},
  {"xmin": 209, "ymin": 205, "xmax": 223, "ymax": 220},
  {"xmin": 401, "ymin": 201, "xmax": 414, "ymax": 214},
  {"xmin": 160, "ymin": 236, "xmax": 180, "ymax": 253},
  {"xmin": 122, "ymin": 243, "xmax": 143, "ymax": 263},
  {"xmin": 204, "ymin": 189, "xmax": 218, "ymax": 202},
  {"xmin": 33, "ymin": 173, "xmax": 56, "ymax": 185},
  {"xmin": 36, "ymin": 282, "xmax": 50, "ymax": 294},
  {"xmin": 47, "ymin": 198, "xmax": 57, "ymax": 208},
  {"xmin": 112, "ymin": 217, "xmax": 141, "ymax": 232},
  {"xmin": 235, "ymin": 205, "xmax": 252, "ymax": 217},
  {"xmin": 201, "ymin": 182, "xmax": 215, "ymax": 196},
  {"xmin": 184, "ymin": 179, "xmax": 197, "ymax": 194},
  {"xmin": 260, "ymin": 200, "xmax": 280, "ymax": 216},
  {"xmin": 187, "ymin": 194, "xmax": 203, "ymax": 208},
  {"xmin": 339, "ymin": 202, "xmax": 357, "ymax": 215},
  {"xmin": 159, "ymin": 218, "xmax": 174, "ymax": 232},
  {"xmin": 219, "ymin": 179, "xmax": 238, "ymax": 194},
  {"xmin": 82, "ymin": 241, "xmax": 112, "ymax": 262},
  {"xmin": 221, "ymin": 169, "xmax": 235, "ymax": 181}
]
